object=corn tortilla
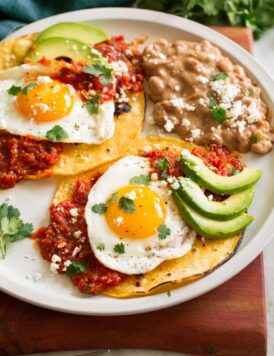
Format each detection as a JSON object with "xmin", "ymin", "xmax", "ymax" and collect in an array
[
  {"xmin": 54, "ymin": 137, "xmax": 242, "ymax": 298},
  {"xmin": 0, "ymin": 35, "xmax": 145, "ymax": 178}
]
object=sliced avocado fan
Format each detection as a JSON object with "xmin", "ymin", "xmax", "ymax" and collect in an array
[
  {"xmin": 173, "ymin": 191, "xmax": 253, "ymax": 239},
  {"xmin": 179, "ymin": 150, "xmax": 262, "ymax": 194},
  {"xmin": 178, "ymin": 177, "xmax": 254, "ymax": 221},
  {"xmin": 35, "ymin": 22, "xmax": 109, "ymax": 44}
]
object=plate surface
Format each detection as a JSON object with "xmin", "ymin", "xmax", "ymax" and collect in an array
[{"xmin": 1, "ymin": 8, "xmax": 274, "ymax": 315}]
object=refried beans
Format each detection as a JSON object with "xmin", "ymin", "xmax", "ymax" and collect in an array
[{"xmin": 142, "ymin": 39, "xmax": 273, "ymax": 154}]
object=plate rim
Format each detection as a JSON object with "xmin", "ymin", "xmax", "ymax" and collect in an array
[{"xmin": 1, "ymin": 7, "xmax": 274, "ymax": 316}]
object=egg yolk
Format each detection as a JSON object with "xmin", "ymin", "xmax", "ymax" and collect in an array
[
  {"xmin": 105, "ymin": 186, "xmax": 166, "ymax": 239},
  {"xmin": 17, "ymin": 80, "xmax": 74, "ymax": 122}
]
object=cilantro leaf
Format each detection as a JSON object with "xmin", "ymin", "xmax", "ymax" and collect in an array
[
  {"xmin": 157, "ymin": 224, "xmax": 171, "ymax": 240},
  {"xmin": 96, "ymin": 243, "xmax": 105, "ymax": 251},
  {"xmin": 22, "ymin": 82, "xmax": 37, "ymax": 96},
  {"xmin": 157, "ymin": 156, "xmax": 169, "ymax": 171},
  {"xmin": 0, "ymin": 203, "xmax": 33, "ymax": 258},
  {"xmin": 113, "ymin": 243, "xmax": 125, "ymax": 254},
  {"xmin": 66, "ymin": 260, "xmax": 89, "ymax": 277},
  {"xmin": 211, "ymin": 107, "xmax": 226, "ymax": 123},
  {"xmin": 82, "ymin": 64, "xmax": 112, "ymax": 85},
  {"xmin": 119, "ymin": 197, "xmax": 136, "ymax": 214},
  {"xmin": 207, "ymin": 92, "xmax": 218, "ymax": 108},
  {"xmin": 106, "ymin": 192, "xmax": 119, "ymax": 206},
  {"xmin": 7, "ymin": 85, "xmax": 22, "ymax": 96},
  {"xmin": 92, "ymin": 203, "xmax": 107, "ymax": 214},
  {"xmin": 86, "ymin": 95, "xmax": 101, "ymax": 115},
  {"xmin": 210, "ymin": 72, "xmax": 229, "ymax": 81},
  {"xmin": 251, "ymin": 135, "xmax": 259, "ymax": 143},
  {"xmin": 129, "ymin": 175, "xmax": 151, "ymax": 186},
  {"xmin": 46, "ymin": 125, "xmax": 69, "ymax": 141},
  {"xmin": 161, "ymin": 171, "xmax": 168, "ymax": 180}
]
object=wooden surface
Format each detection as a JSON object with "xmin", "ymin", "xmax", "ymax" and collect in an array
[{"xmin": 0, "ymin": 27, "xmax": 266, "ymax": 356}]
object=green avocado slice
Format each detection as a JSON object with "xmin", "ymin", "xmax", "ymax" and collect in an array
[
  {"xmin": 179, "ymin": 150, "xmax": 262, "ymax": 194},
  {"xmin": 25, "ymin": 37, "xmax": 107, "ymax": 66},
  {"xmin": 173, "ymin": 191, "xmax": 253, "ymax": 239},
  {"xmin": 35, "ymin": 22, "xmax": 109, "ymax": 44},
  {"xmin": 177, "ymin": 177, "xmax": 254, "ymax": 220}
]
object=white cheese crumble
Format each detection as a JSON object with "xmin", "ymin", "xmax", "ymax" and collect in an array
[
  {"xmin": 151, "ymin": 172, "xmax": 158, "ymax": 181},
  {"xmin": 170, "ymin": 97, "xmax": 184, "ymax": 108},
  {"xmin": 171, "ymin": 180, "xmax": 180, "ymax": 190},
  {"xmin": 182, "ymin": 118, "xmax": 191, "ymax": 127},
  {"xmin": 51, "ymin": 254, "xmax": 61, "ymax": 264},
  {"xmin": 72, "ymin": 246, "xmax": 81, "ymax": 258},
  {"xmin": 209, "ymin": 79, "xmax": 240, "ymax": 108},
  {"xmin": 158, "ymin": 52, "xmax": 166, "ymax": 60},
  {"xmin": 191, "ymin": 128, "xmax": 201, "ymax": 139},
  {"xmin": 114, "ymin": 216, "xmax": 123, "ymax": 226},
  {"xmin": 64, "ymin": 260, "xmax": 72, "ymax": 267},
  {"xmin": 50, "ymin": 263, "xmax": 59, "ymax": 275},
  {"xmin": 37, "ymin": 76, "xmax": 52, "ymax": 84},
  {"xmin": 125, "ymin": 190, "xmax": 136, "ymax": 200},
  {"xmin": 247, "ymin": 101, "xmax": 261, "ymax": 123},
  {"xmin": 197, "ymin": 75, "xmax": 209, "ymax": 84},
  {"xmin": 160, "ymin": 180, "xmax": 168, "ymax": 188},
  {"xmin": 73, "ymin": 230, "xmax": 82, "ymax": 239},
  {"xmin": 164, "ymin": 118, "xmax": 174, "ymax": 132},
  {"xmin": 235, "ymin": 120, "xmax": 246, "ymax": 134},
  {"xmin": 111, "ymin": 60, "xmax": 128, "ymax": 76},
  {"xmin": 69, "ymin": 208, "xmax": 78, "ymax": 217}
]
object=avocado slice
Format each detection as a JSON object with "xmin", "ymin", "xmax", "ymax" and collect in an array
[
  {"xmin": 177, "ymin": 177, "xmax": 254, "ymax": 220},
  {"xmin": 173, "ymin": 191, "xmax": 253, "ymax": 239},
  {"xmin": 25, "ymin": 37, "xmax": 107, "ymax": 65},
  {"xmin": 35, "ymin": 22, "xmax": 109, "ymax": 44},
  {"xmin": 179, "ymin": 150, "xmax": 262, "ymax": 194}
]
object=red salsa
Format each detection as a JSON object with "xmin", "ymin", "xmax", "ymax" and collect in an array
[{"xmin": 0, "ymin": 132, "xmax": 63, "ymax": 189}]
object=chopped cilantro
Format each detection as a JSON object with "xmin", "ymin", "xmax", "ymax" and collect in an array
[
  {"xmin": 46, "ymin": 125, "xmax": 69, "ymax": 141},
  {"xmin": 207, "ymin": 92, "xmax": 218, "ymax": 108},
  {"xmin": 157, "ymin": 156, "xmax": 170, "ymax": 171},
  {"xmin": 92, "ymin": 203, "xmax": 107, "ymax": 214},
  {"xmin": 114, "ymin": 242, "xmax": 125, "ymax": 254},
  {"xmin": 211, "ymin": 107, "xmax": 226, "ymax": 123},
  {"xmin": 96, "ymin": 243, "xmax": 105, "ymax": 251},
  {"xmin": 230, "ymin": 168, "xmax": 240, "ymax": 175},
  {"xmin": 106, "ymin": 192, "xmax": 119, "ymax": 206},
  {"xmin": 22, "ymin": 82, "xmax": 37, "ymax": 96},
  {"xmin": 0, "ymin": 203, "xmax": 33, "ymax": 258},
  {"xmin": 86, "ymin": 94, "xmax": 101, "ymax": 115},
  {"xmin": 251, "ymin": 135, "xmax": 259, "ymax": 143},
  {"xmin": 7, "ymin": 85, "xmax": 22, "ymax": 96},
  {"xmin": 210, "ymin": 72, "xmax": 229, "ymax": 81},
  {"xmin": 66, "ymin": 260, "xmax": 89, "ymax": 277},
  {"xmin": 129, "ymin": 174, "xmax": 151, "ymax": 186},
  {"xmin": 248, "ymin": 88, "xmax": 254, "ymax": 96},
  {"xmin": 157, "ymin": 224, "xmax": 171, "ymax": 240},
  {"xmin": 119, "ymin": 196, "xmax": 136, "ymax": 214},
  {"xmin": 167, "ymin": 290, "xmax": 171, "ymax": 297},
  {"xmin": 82, "ymin": 64, "xmax": 112, "ymax": 85},
  {"xmin": 161, "ymin": 171, "xmax": 168, "ymax": 180}
]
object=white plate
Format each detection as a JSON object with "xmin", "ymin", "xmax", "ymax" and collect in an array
[{"xmin": 1, "ymin": 8, "xmax": 274, "ymax": 316}]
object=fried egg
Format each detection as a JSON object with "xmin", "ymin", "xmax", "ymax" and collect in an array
[
  {"xmin": 85, "ymin": 156, "xmax": 196, "ymax": 275},
  {"xmin": 0, "ymin": 64, "xmax": 114, "ymax": 144}
]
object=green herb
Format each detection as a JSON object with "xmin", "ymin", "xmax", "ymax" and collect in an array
[
  {"xmin": 86, "ymin": 95, "xmax": 101, "ymax": 115},
  {"xmin": 96, "ymin": 243, "xmax": 105, "ymax": 251},
  {"xmin": 161, "ymin": 171, "xmax": 169, "ymax": 180},
  {"xmin": 211, "ymin": 107, "xmax": 226, "ymax": 123},
  {"xmin": 251, "ymin": 135, "xmax": 259, "ymax": 143},
  {"xmin": 157, "ymin": 156, "xmax": 170, "ymax": 171},
  {"xmin": 22, "ymin": 82, "xmax": 37, "ymax": 96},
  {"xmin": 66, "ymin": 260, "xmax": 89, "ymax": 277},
  {"xmin": 92, "ymin": 203, "xmax": 107, "ymax": 214},
  {"xmin": 129, "ymin": 175, "xmax": 151, "ymax": 186},
  {"xmin": 167, "ymin": 290, "xmax": 171, "ymax": 297},
  {"xmin": 106, "ymin": 192, "xmax": 119, "ymax": 206},
  {"xmin": 82, "ymin": 64, "xmax": 112, "ymax": 85},
  {"xmin": 248, "ymin": 88, "xmax": 254, "ymax": 96},
  {"xmin": 207, "ymin": 92, "xmax": 218, "ymax": 108},
  {"xmin": 210, "ymin": 72, "xmax": 229, "ymax": 81},
  {"xmin": 74, "ymin": 123, "xmax": 80, "ymax": 130},
  {"xmin": 157, "ymin": 224, "xmax": 171, "ymax": 240},
  {"xmin": 135, "ymin": 0, "xmax": 274, "ymax": 40},
  {"xmin": 0, "ymin": 204, "xmax": 33, "ymax": 258},
  {"xmin": 119, "ymin": 196, "xmax": 136, "ymax": 214},
  {"xmin": 46, "ymin": 125, "xmax": 69, "ymax": 141},
  {"xmin": 230, "ymin": 168, "xmax": 240, "ymax": 175},
  {"xmin": 7, "ymin": 85, "xmax": 22, "ymax": 96},
  {"xmin": 113, "ymin": 242, "xmax": 125, "ymax": 254}
]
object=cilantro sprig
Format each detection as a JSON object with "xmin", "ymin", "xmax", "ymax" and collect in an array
[
  {"xmin": 129, "ymin": 175, "xmax": 151, "ymax": 186},
  {"xmin": 157, "ymin": 157, "xmax": 170, "ymax": 171},
  {"xmin": 92, "ymin": 192, "xmax": 119, "ymax": 215},
  {"xmin": 7, "ymin": 82, "xmax": 37, "ymax": 96},
  {"xmin": 210, "ymin": 72, "xmax": 229, "ymax": 81},
  {"xmin": 0, "ymin": 204, "xmax": 33, "ymax": 258},
  {"xmin": 82, "ymin": 64, "xmax": 112, "ymax": 85},
  {"xmin": 207, "ymin": 93, "xmax": 226, "ymax": 123},
  {"xmin": 46, "ymin": 125, "xmax": 69, "ymax": 141},
  {"xmin": 114, "ymin": 243, "xmax": 125, "ymax": 254},
  {"xmin": 118, "ymin": 196, "xmax": 136, "ymax": 214},
  {"xmin": 66, "ymin": 260, "xmax": 89, "ymax": 277},
  {"xmin": 96, "ymin": 243, "xmax": 105, "ymax": 251},
  {"xmin": 157, "ymin": 224, "xmax": 171, "ymax": 240},
  {"xmin": 86, "ymin": 94, "xmax": 101, "ymax": 115}
]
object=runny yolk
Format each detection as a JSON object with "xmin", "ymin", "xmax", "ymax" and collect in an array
[
  {"xmin": 105, "ymin": 185, "xmax": 166, "ymax": 239},
  {"xmin": 17, "ymin": 80, "xmax": 74, "ymax": 122}
]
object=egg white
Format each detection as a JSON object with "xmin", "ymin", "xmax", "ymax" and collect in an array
[
  {"xmin": 0, "ymin": 64, "xmax": 115, "ymax": 144},
  {"xmin": 85, "ymin": 156, "xmax": 196, "ymax": 275}
]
